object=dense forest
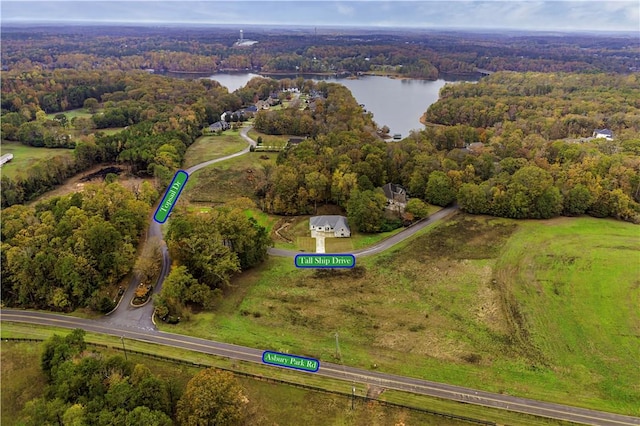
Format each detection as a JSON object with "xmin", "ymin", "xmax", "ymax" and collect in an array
[
  {"xmin": 2, "ymin": 25, "xmax": 637, "ymax": 77},
  {"xmin": 1, "ymin": 182, "xmax": 156, "ymax": 311},
  {"xmin": 425, "ymin": 72, "xmax": 640, "ymax": 139},
  {"xmin": 0, "ymin": 69, "xmax": 241, "ymax": 207}
]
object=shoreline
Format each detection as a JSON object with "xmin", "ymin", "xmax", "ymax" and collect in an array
[{"xmin": 160, "ymin": 69, "xmax": 480, "ymax": 83}]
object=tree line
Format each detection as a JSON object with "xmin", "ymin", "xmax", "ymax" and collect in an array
[
  {"xmin": 18, "ymin": 329, "xmax": 251, "ymax": 425},
  {"xmin": 2, "ymin": 25, "xmax": 635, "ymax": 77}
]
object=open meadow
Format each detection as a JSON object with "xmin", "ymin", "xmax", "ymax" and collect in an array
[
  {"xmin": 183, "ymin": 151, "xmax": 278, "ymax": 205},
  {"xmin": 158, "ymin": 214, "xmax": 640, "ymax": 416},
  {"xmin": 45, "ymin": 108, "xmax": 94, "ymax": 121},
  {"xmin": 0, "ymin": 141, "xmax": 74, "ymax": 179},
  {"xmin": 182, "ymin": 131, "xmax": 248, "ymax": 169},
  {"xmin": 247, "ymin": 129, "xmax": 293, "ymax": 151}
]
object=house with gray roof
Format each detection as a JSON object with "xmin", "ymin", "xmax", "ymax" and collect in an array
[
  {"xmin": 309, "ymin": 215, "xmax": 351, "ymax": 238},
  {"xmin": 593, "ymin": 129, "xmax": 614, "ymax": 141}
]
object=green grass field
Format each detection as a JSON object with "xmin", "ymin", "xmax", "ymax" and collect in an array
[
  {"xmin": 183, "ymin": 151, "xmax": 278, "ymax": 205},
  {"xmin": 0, "ymin": 140, "xmax": 74, "ymax": 179},
  {"xmin": 182, "ymin": 131, "xmax": 248, "ymax": 169},
  {"xmin": 96, "ymin": 127, "xmax": 126, "ymax": 135},
  {"xmin": 45, "ymin": 108, "xmax": 94, "ymax": 121},
  {"xmin": 248, "ymin": 129, "xmax": 292, "ymax": 150},
  {"xmin": 157, "ymin": 214, "xmax": 640, "ymax": 416}
]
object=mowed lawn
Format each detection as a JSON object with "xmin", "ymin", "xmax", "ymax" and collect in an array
[
  {"xmin": 182, "ymin": 131, "xmax": 248, "ymax": 169},
  {"xmin": 183, "ymin": 151, "xmax": 278, "ymax": 205},
  {"xmin": 247, "ymin": 129, "xmax": 292, "ymax": 150},
  {"xmin": 1, "ymin": 141, "xmax": 74, "ymax": 179},
  {"xmin": 159, "ymin": 214, "xmax": 640, "ymax": 415},
  {"xmin": 45, "ymin": 108, "xmax": 94, "ymax": 121}
]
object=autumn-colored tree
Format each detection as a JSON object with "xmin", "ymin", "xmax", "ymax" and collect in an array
[{"xmin": 176, "ymin": 369, "xmax": 248, "ymax": 426}]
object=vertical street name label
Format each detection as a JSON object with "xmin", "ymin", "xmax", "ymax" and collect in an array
[
  {"xmin": 153, "ymin": 170, "xmax": 189, "ymax": 224},
  {"xmin": 262, "ymin": 351, "xmax": 320, "ymax": 373},
  {"xmin": 294, "ymin": 254, "xmax": 356, "ymax": 269}
]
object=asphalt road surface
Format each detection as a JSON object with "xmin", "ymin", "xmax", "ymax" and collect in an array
[
  {"xmin": 19, "ymin": 125, "xmax": 639, "ymax": 425},
  {"xmin": 2, "ymin": 309, "xmax": 639, "ymax": 426},
  {"xmin": 105, "ymin": 126, "xmax": 257, "ymax": 325}
]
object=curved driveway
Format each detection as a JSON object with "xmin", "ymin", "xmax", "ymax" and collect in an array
[
  {"xmin": 107, "ymin": 123, "xmax": 454, "ymax": 326},
  {"xmin": 2, "ymin": 309, "xmax": 638, "ymax": 426}
]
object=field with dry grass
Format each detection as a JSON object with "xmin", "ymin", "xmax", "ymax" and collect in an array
[
  {"xmin": 183, "ymin": 151, "xmax": 278, "ymax": 205},
  {"xmin": 159, "ymin": 213, "xmax": 639, "ymax": 416}
]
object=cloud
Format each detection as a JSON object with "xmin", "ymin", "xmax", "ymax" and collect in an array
[
  {"xmin": 1, "ymin": 0, "xmax": 638, "ymax": 31},
  {"xmin": 335, "ymin": 2, "xmax": 356, "ymax": 16}
]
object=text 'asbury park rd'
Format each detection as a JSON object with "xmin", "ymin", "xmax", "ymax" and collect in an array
[{"xmin": 262, "ymin": 351, "xmax": 320, "ymax": 372}]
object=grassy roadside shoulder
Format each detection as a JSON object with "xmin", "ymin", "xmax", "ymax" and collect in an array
[{"xmin": 2, "ymin": 323, "xmax": 571, "ymax": 426}]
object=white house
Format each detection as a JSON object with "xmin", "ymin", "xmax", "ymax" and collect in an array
[
  {"xmin": 593, "ymin": 129, "xmax": 614, "ymax": 141},
  {"xmin": 309, "ymin": 215, "xmax": 351, "ymax": 238},
  {"xmin": 0, "ymin": 153, "xmax": 14, "ymax": 167}
]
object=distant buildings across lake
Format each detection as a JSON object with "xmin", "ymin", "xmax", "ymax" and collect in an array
[{"xmin": 159, "ymin": 71, "xmax": 480, "ymax": 139}]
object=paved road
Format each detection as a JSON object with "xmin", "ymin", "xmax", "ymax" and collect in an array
[
  {"xmin": 268, "ymin": 206, "xmax": 458, "ymax": 257},
  {"xmin": 2, "ymin": 309, "xmax": 638, "ymax": 426},
  {"xmin": 45, "ymin": 126, "xmax": 640, "ymax": 425},
  {"xmin": 106, "ymin": 126, "xmax": 258, "ymax": 324}
]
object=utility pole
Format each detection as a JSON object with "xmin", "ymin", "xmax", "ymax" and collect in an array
[
  {"xmin": 120, "ymin": 336, "xmax": 127, "ymax": 360},
  {"xmin": 352, "ymin": 386, "xmax": 356, "ymax": 410},
  {"xmin": 334, "ymin": 332, "xmax": 342, "ymax": 361}
]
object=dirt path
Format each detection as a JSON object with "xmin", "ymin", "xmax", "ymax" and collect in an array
[{"xmin": 28, "ymin": 163, "xmax": 149, "ymax": 205}]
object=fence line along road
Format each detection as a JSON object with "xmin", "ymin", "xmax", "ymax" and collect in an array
[{"xmin": 2, "ymin": 310, "xmax": 639, "ymax": 426}]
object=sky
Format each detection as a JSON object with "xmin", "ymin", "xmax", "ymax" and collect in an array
[{"xmin": 1, "ymin": 1, "xmax": 639, "ymax": 33}]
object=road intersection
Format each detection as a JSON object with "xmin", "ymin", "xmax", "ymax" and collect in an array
[{"xmin": 4, "ymin": 125, "xmax": 638, "ymax": 426}]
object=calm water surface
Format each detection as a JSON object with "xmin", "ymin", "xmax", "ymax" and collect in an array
[{"xmin": 205, "ymin": 73, "xmax": 466, "ymax": 137}]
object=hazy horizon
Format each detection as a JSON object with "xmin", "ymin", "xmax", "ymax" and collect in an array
[{"xmin": 2, "ymin": 1, "xmax": 639, "ymax": 33}]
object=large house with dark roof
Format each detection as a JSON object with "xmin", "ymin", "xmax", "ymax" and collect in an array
[
  {"xmin": 205, "ymin": 121, "xmax": 231, "ymax": 134},
  {"xmin": 382, "ymin": 183, "xmax": 408, "ymax": 212}
]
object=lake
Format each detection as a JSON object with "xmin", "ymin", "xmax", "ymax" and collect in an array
[{"xmin": 201, "ymin": 72, "xmax": 477, "ymax": 138}]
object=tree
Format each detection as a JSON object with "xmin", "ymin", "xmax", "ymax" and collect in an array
[
  {"xmin": 425, "ymin": 171, "xmax": 456, "ymax": 206},
  {"xmin": 83, "ymin": 97, "xmax": 99, "ymax": 113},
  {"xmin": 405, "ymin": 198, "xmax": 430, "ymax": 219},
  {"xmin": 347, "ymin": 189, "xmax": 387, "ymax": 233},
  {"xmin": 458, "ymin": 182, "xmax": 490, "ymax": 214},
  {"xmin": 563, "ymin": 184, "xmax": 594, "ymax": 216},
  {"xmin": 41, "ymin": 329, "xmax": 86, "ymax": 380},
  {"xmin": 125, "ymin": 407, "xmax": 172, "ymax": 426},
  {"xmin": 133, "ymin": 237, "xmax": 163, "ymax": 284},
  {"xmin": 176, "ymin": 369, "xmax": 247, "ymax": 426}
]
